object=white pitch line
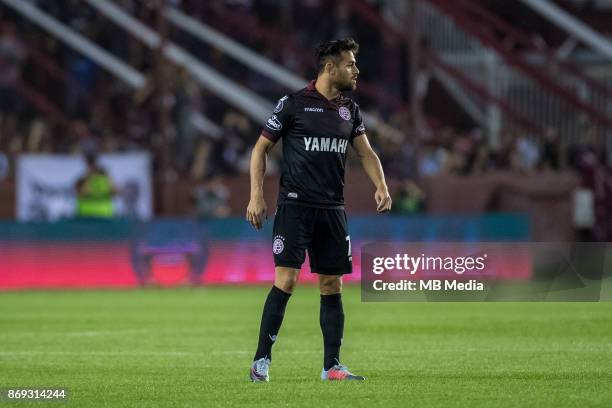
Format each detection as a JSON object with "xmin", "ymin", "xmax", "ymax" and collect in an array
[
  {"xmin": 0, "ymin": 329, "xmax": 151, "ymax": 338},
  {"xmin": 63, "ymin": 329, "xmax": 150, "ymax": 337},
  {"xmin": 0, "ymin": 351, "xmax": 203, "ymax": 357},
  {"xmin": 210, "ymin": 350, "xmax": 318, "ymax": 355},
  {"xmin": 0, "ymin": 349, "xmax": 321, "ymax": 357}
]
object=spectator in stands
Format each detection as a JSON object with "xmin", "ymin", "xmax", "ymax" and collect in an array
[
  {"xmin": 65, "ymin": 49, "xmax": 97, "ymax": 119},
  {"xmin": 418, "ymin": 141, "xmax": 448, "ymax": 176},
  {"xmin": 75, "ymin": 153, "xmax": 117, "ymax": 219},
  {"xmin": 568, "ymin": 126, "xmax": 609, "ymax": 240},
  {"xmin": 192, "ymin": 174, "xmax": 231, "ymax": 218},
  {"xmin": 539, "ymin": 127, "xmax": 563, "ymax": 171},
  {"xmin": 469, "ymin": 143, "xmax": 495, "ymax": 174},
  {"xmin": 210, "ymin": 111, "xmax": 253, "ymax": 175},
  {"xmin": 445, "ymin": 133, "xmax": 474, "ymax": 175},
  {"xmin": 172, "ymin": 66, "xmax": 199, "ymax": 173},
  {"xmin": 0, "ymin": 22, "xmax": 25, "ymax": 117},
  {"xmin": 293, "ymin": 0, "xmax": 333, "ymax": 46},
  {"xmin": 190, "ymin": 139, "xmax": 213, "ymax": 181},
  {"xmin": 414, "ymin": 38, "xmax": 433, "ymax": 135},
  {"xmin": 391, "ymin": 180, "xmax": 426, "ymax": 214},
  {"xmin": 0, "ymin": 151, "xmax": 8, "ymax": 181},
  {"xmin": 510, "ymin": 134, "xmax": 540, "ymax": 173},
  {"xmin": 385, "ymin": 140, "xmax": 418, "ymax": 180},
  {"xmin": 25, "ymin": 118, "xmax": 52, "ymax": 153},
  {"xmin": 71, "ymin": 120, "xmax": 99, "ymax": 155}
]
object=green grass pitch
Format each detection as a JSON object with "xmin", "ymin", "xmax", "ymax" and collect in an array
[{"xmin": 1, "ymin": 285, "xmax": 611, "ymax": 407}]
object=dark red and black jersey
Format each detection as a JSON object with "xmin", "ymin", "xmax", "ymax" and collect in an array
[{"xmin": 261, "ymin": 80, "xmax": 366, "ymax": 208}]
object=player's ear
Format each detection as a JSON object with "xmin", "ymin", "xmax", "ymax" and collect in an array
[{"xmin": 325, "ymin": 61, "xmax": 336, "ymax": 76}]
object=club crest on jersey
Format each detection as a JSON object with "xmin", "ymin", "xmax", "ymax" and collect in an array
[
  {"xmin": 266, "ymin": 115, "xmax": 282, "ymax": 131},
  {"xmin": 273, "ymin": 235, "xmax": 285, "ymax": 254},
  {"xmin": 338, "ymin": 106, "xmax": 351, "ymax": 121},
  {"xmin": 274, "ymin": 95, "xmax": 288, "ymax": 113}
]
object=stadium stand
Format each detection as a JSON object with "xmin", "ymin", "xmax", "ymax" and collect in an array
[{"xmin": 0, "ymin": 0, "xmax": 610, "ymax": 240}]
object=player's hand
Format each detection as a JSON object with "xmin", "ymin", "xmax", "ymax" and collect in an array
[
  {"xmin": 246, "ymin": 195, "xmax": 267, "ymax": 230},
  {"xmin": 375, "ymin": 187, "xmax": 392, "ymax": 213}
]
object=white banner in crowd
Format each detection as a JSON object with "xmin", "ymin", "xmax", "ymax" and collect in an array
[{"xmin": 17, "ymin": 153, "xmax": 152, "ymax": 221}]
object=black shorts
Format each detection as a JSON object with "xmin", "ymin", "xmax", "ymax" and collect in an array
[{"xmin": 272, "ymin": 204, "xmax": 352, "ymax": 275}]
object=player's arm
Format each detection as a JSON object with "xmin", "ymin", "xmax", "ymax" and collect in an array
[
  {"xmin": 246, "ymin": 135, "xmax": 276, "ymax": 230},
  {"xmin": 352, "ymin": 134, "xmax": 392, "ymax": 213}
]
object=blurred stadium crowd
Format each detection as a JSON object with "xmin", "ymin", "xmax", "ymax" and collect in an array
[{"xmin": 0, "ymin": 0, "xmax": 610, "ymax": 227}]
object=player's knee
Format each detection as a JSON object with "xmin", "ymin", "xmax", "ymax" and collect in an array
[
  {"xmin": 319, "ymin": 276, "xmax": 342, "ymax": 295},
  {"xmin": 275, "ymin": 269, "xmax": 299, "ymax": 293},
  {"xmin": 276, "ymin": 276, "xmax": 298, "ymax": 293}
]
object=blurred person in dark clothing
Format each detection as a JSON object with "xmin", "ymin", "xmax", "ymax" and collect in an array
[
  {"xmin": 539, "ymin": 127, "xmax": 562, "ymax": 171},
  {"xmin": 0, "ymin": 151, "xmax": 9, "ymax": 181},
  {"xmin": 71, "ymin": 120, "xmax": 99, "ymax": 155},
  {"xmin": 469, "ymin": 143, "xmax": 495, "ymax": 174},
  {"xmin": 0, "ymin": 22, "xmax": 25, "ymax": 115}
]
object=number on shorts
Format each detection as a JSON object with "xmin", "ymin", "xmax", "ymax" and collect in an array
[{"xmin": 346, "ymin": 235, "xmax": 351, "ymax": 257}]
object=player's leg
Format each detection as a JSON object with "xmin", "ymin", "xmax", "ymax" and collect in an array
[
  {"xmin": 253, "ymin": 266, "xmax": 299, "ymax": 362},
  {"xmin": 250, "ymin": 266, "xmax": 299, "ymax": 382},
  {"xmin": 309, "ymin": 209, "xmax": 364, "ymax": 381},
  {"xmin": 319, "ymin": 274, "xmax": 344, "ymax": 370},
  {"xmin": 318, "ymin": 273, "xmax": 364, "ymax": 380},
  {"xmin": 251, "ymin": 205, "xmax": 312, "ymax": 382}
]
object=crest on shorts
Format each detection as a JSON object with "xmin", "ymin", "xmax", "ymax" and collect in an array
[
  {"xmin": 338, "ymin": 106, "xmax": 351, "ymax": 121},
  {"xmin": 273, "ymin": 235, "xmax": 285, "ymax": 254}
]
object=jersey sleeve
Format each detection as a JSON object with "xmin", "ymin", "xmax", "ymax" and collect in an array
[
  {"xmin": 261, "ymin": 95, "xmax": 293, "ymax": 142},
  {"xmin": 350, "ymin": 104, "xmax": 366, "ymax": 144}
]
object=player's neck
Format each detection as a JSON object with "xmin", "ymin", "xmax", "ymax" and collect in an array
[{"xmin": 314, "ymin": 78, "xmax": 340, "ymax": 101}]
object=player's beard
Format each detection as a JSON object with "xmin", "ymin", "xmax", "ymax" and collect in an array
[{"xmin": 336, "ymin": 76, "xmax": 356, "ymax": 92}]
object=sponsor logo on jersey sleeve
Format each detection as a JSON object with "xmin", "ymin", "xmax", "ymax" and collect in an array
[
  {"xmin": 273, "ymin": 95, "xmax": 288, "ymax": 113},
  {"xmin": 355, "ymin": 123, "xmax": 366, "ymax": 134},
  {"xmin": 338, "ymin": 106, "xmax": 351, "ymax": 121},
  {"xmin": 266, "ymin": 115, "xmax": 282, "ymax": 131}
]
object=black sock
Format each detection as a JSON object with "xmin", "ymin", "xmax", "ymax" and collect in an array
[
  {"xmin": 254, "ymin": 285, "xmax": 291, "ymax": 361},
  {"xmin": 320, "ymin": 293, "xmax": 344, "ymax": 370}
]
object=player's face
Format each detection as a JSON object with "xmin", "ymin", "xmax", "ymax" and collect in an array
[{"xmin": 332, "ymin": 51, "xmax": 359, "ymax": 92}]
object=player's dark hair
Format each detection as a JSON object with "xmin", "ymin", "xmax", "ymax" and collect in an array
[
  {"xmin": 85, "ymin": 153, "xmax": 97, "ymax": 167},
  {"xmin": 314, "ymin": 38, "xmax": 359, "ymax": 74}
]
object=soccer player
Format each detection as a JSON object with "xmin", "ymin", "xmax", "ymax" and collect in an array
[{"xmin": 246, "ymin": 38, "xmax": 391, "ymax": 382}]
